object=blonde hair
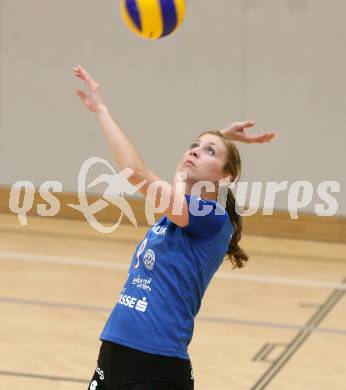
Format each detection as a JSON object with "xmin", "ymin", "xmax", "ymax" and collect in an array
[{"xmin": 199, "ymin": 130, "xmax": 249, "ymax": 269}]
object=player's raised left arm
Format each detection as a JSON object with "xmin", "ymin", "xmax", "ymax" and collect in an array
[{"xmin": 221, "ymin": 120, "xmax": 276, "ymax": 143}]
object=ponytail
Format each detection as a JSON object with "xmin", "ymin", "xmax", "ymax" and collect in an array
[
  {"xmin": 199, "ymin": 129, "xmax": 249, "ymax": 269},
  {"xmin": 225, "ymin": 188, "xmax": 249, "ymax": 269}
]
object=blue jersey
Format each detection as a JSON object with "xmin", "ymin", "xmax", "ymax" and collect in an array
[{"xmin": 100, "ymin": 194, "xmax": 233, "ymax": 359}]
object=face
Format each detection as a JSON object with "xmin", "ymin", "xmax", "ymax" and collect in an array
[{"xmin": 177, "ymin": 133, "xmax": 229, "ymax": 186}]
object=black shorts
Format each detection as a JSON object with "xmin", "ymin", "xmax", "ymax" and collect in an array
[{"xmin": 87, "ymin": 341, "xmax": 194, "ymax": 390}]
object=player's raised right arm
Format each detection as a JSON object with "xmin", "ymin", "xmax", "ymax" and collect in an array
[
  {"xmin": 73, "ymin": 65, "xmax": 189, "ymax": 227},
  {"xmin": 74, "ymin": 65, "xmax": 148, "ymax": 177}
]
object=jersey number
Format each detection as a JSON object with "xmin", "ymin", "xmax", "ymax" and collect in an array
[{"xmin": 134, "ymin": 238, "xmax": 147, "ymax": 269}]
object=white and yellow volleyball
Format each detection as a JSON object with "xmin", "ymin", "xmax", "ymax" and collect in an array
[{"xmin": 120, "ymin": 0, "xmax": 186, "ymax": 39}]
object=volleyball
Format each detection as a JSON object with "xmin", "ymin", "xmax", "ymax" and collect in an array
[{"xmin": 120, "ymin": 0, "xmax": 186, "ymax": 40}]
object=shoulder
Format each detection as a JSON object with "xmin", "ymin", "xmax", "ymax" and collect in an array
[{"xmin": 183, "ymin": 194, "xmax": 233, "ymax": 240}]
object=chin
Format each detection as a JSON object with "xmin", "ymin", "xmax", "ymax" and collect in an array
[{"xmin": 177, "ymin": 168, "xmax": 193, "ymax": 180}]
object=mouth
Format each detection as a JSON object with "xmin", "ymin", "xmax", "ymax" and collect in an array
[{"xmin": 184, "ymin": 160, "xmax": 196, "ymax": 167}]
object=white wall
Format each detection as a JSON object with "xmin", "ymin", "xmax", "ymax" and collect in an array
[{"xmin": 1, "ymin": 0, "xmax": 345, "ymax": 215}]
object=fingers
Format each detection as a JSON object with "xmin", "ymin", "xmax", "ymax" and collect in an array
[
  {"xmin": 242, "ymin": 120, "xmax": 255, "ymax": 128},
  {"xmin": 228, "ymin": 119, "xmax": 276, "ymax": 143},
  {"xmin": 76, "ymin": 89, "xmax": 87, "ymax": 101},
  {"xmin": 73, "ymin": 65, "xmax": 99, "ymax": 90},
  {"xmin": 73, "ymin": 65, "xmax": 88, "ymax": 78},
  {"xmin": 261, "ymin": 132, "xmax": 275, "ymax": 141},
  {"xmin": 233, "ymin": 120, "xmax": 255, "ymax": 130},
  {"xmin": 73, "ymin": 65, "xmax": 84, "ymax": 79},
  {"xmin": 238, "ymin": 131, "xmax": 275, "ymax": 143},
  {"xmin": 248, "ymin": 132, "xmax": 275, "ymax": 143}
]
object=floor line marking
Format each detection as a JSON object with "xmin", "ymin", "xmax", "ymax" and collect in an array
[
  {"xmin": 0, "ymin": 369, "xmax": 89, "ymax": 383},
  {"xmin": 250, "ymin": 276, "xmax": 346, "ymax": 389},
  {"xmin": 1, "ymin": 251, "xmax": 346, "ymax": 290},
  {"xmin": 1, "ymin": 296, "xmax": 346, "ymax": 336}
]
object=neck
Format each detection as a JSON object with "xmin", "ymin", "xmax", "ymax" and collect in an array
[{"xmin": 184, "ymin": 181, "xmax": 218, "ymax": 201}]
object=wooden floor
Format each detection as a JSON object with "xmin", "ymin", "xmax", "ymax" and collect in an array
[{"xmin": 1, "ymin": 213, "xmax": 345, "ymax": 390}]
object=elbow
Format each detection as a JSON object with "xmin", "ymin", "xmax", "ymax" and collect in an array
[{"xmin": 126, "ymin": 167, "xmax": 151, "ymax": 187}]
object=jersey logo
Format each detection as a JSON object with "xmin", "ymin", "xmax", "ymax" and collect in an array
[
  {"xmin": 135, "ymin": 297, "xmax": 148, "ymax": 312},
  {"xmin": 190, "ymin": 361, "xmax": 194, "ymax": 380},
  {"xmin": 132, "ymin": 275, "xmax": 152, "ymax": 291},
  {"xmin": 118, "ymin": 294, "xmax": 149, "ymax": 313},
  {"xmin": 152, "ymin": 225, "xmax": 167, "ymax": 236},
  {"xmin": 143, "ymin": 249, "xmax": 156, "ymax": 271},
  {"xmin": 95, "ymin": 367, "xmax": 104, "ymax": 380},
  {"xmin": 134, "ymin": 238, "xmax": 156, "ymax": 271}
]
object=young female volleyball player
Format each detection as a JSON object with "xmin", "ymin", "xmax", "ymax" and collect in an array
[{"xmin": 73, "ymin": 65, "xmax": 274, "ymax": 390}]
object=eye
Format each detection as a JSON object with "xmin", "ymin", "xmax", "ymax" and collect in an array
[
  {"xmin": 206, "ymin": 146, "xmax": 215, "ymax": 155},
  {"xmin": 190, "ymin": 142, "xmax": 199, "ymax": 149}
]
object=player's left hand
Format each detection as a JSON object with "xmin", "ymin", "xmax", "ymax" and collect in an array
[{"xmin": 221, "ymin": 121, "xmax": 275, "ymax": 144}]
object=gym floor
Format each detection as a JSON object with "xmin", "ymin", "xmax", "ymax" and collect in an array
[{"xmin": 1, "ymin": 214, "xmax": 345, "ymax": 390}]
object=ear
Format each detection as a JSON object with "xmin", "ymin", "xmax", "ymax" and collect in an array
[{"xmin": 218, "ymin": 173, "xmax": 233, "ymax": 188}]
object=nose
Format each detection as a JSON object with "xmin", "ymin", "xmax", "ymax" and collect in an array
[{"xmin": 189, "ymin": 147, "xmax": 199, "ymax": 158}]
